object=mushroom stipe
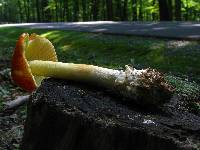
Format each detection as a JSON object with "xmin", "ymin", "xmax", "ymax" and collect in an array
[{"xmin": 11, "ymin": 33, "xmax": 174, "ymax": 107}]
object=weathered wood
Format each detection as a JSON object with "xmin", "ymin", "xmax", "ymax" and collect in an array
[
  {"xmin": 3, "ymin": 95, "xmax": 30, "ymax": 114},
  {"xmin": 22, "ymin": 78, "xmax": 200, "ymax": 150},
  {"xmin": 1, "ymin": 95, "xmax": 29, "ymax": 116}
]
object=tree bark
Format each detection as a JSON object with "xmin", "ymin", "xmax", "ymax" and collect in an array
[
  {"xmin": 106, "ymin": 0, "xmax": 113, "ymax": 20},
  {"xmin": 139, "ymin": 0, "xmax": 143, "ymax": 20},
  {"xmin": 64, "ymin": 0, "xmax": 71, "ymax": 21},
  {"xmin": 152, "ymin": 0, "xmax": 156, "ymax": 20},
  {"xmin": 132, "ymin": 0, "xmax": 137, "ymax": 21},
  {"xmin": 185, "ymin": 0, "xmax": 189, "ymax": 20},
  {"xmin": 55, "ymin": 0, "xmax": 59, "ymax": 22},
  {"xmin": 175, "ymin": 0, "xmax": 181, "ymax": 21},
  {"xmin": 36, "ymin": 0, "xmax": 41, "ymax": 22},
  {"xmin": 30, "ymin": 0, "xmax": 36, "ymax": 22},
  {"xmin": 23, "ymin": 0, "xmax": 28, "ymax": 22},
  {"xmin": 4, "ymin": 3, "xmax": 9, "ymax": 22},
  {"xmin": 21, "ymin": 78, "xmax": 200, "ymax": 150},
  {"xmin": 81, "ymin": 0, "xmax": 87, "ymax": 21},
  {"xmin": 101, "ymin": 0, "xmax": 107, "ymax": 20},
  {"xmin": 27, "ymin": 0, "xmax": 30, "ymax": 22},
  {"xmin": 158, "ymin": 0, "xmax": 173, "ymax": 21},
  {"xmin": 0, "ymin": 5, "xmax": 2, "ymax": 22},
  {"xmin": 59, "ymin": 0, "xmax": 64, "ymax": 21},
  {"xmin": 115, "ymin": 0, "xmax": 121, "ymax": 20},
  {"xmin": 17, "ymin": 0, "xmax": 24, "ymax": 22},
  {"xmin": 41, "ymin": 0, "xmax": 50, "ymax": 22},
  {"xmin": 73, "ymin": 0, "xmax": 79, "ymax": 21},
  {"xmin": 91, "ymin": 0, "xmax": 99, "ymax": 21},
  {"xmin": 122, "ymin": 0, "xmax": 128, "ymax": 21}
]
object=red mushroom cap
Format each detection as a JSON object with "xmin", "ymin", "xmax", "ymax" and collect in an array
[{"xmin": 11, "ymin": 33, "xmax": 57, "ymax": 92}]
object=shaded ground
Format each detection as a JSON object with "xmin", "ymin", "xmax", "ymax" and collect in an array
[
  {"xmin": 0, "ymin": 27, "xmax": 200, "ymax": 149},
  {"xmin": 1, "ymin": 21, "xmax": 200, "ymax": 40},
  {"xmin": 0, "ymin": 64, "xmax": 26, "ymax": 150}
]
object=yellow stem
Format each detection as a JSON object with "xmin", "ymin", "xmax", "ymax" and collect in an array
[{"xmin": 29, "ymin": 60, "xmax": 122, "ymax": 88}]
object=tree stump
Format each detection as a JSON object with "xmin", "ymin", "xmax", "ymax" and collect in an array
[{"xmin": 22, "ymin": 78, "xmax": 200, "ymax": 150}]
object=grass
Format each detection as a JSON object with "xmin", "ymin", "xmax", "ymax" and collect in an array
[
  {"xmin": 0, "ymin": 27, "xmax": 200, "ymax": 76},
  {"xmin": 0, "ymin": 27, "xmax": 200, "ymax": 105}
]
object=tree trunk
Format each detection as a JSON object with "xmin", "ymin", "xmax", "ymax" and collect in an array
[
  {"xmin": 0, "ymin": 5, "xmax": 2, "ymax": 22},
  {"xmin": 82, "ymin": 0, "xmax": 87, "ymax": 21},
  {"xmin": 23, "ymin": 0, "xmax": 28, "ymax": 22},
  {"xmin": 55, "ymin": 0, "xmax": 59, "ymax": 22},
  {"xmin": 36, "ymin": 0, "xmax": 41, "ymax": 22},
  {"xmin": 63, "ymin": 0, "xmax": 70, "ymax": 21},
  {"xmin": 115, "ymin": 0, "xmax": 121, "ymax": 20},
  {"xmin": 101, "ymin": 0, "xmax": 107, "ymax": 20},
  {"xmin": 27, "ymin": 0, "xmax": 30, "ymax": 22},
  {"xmin": 185, "ymin": 0, "xmax": 189, "ymax": 21},
  {"xmin": 175, "ymin": 0, "xmax": 181, "ymax": 21},
  {"xmin": 106, "ymin": 0, "xmax": 113, "ymax": 20},
  {"xmin": 139, "ymin": 0, "xmax": 143, "ymax": 20},
  {"xmin": 21, "ymin": 79, "xmax": 200, "ymax": 150},
  {"xmin": 132, "ymin": 0, "xmax": 137, "ymax": 21},
  {"xmin": 152, "ymin": 0, "xmax": 156, "ymax": 20},
  {"xmin": 42, "ymin": 0, "xmax": 50, "ymax": 22},
  {"xmin": 158, "ymin": 0, "xmax": 173, "ymax": 21},
  {"xmin": 4, "ymin": 3, "xmax": 9, "ymax": 22},
  {"xmin": 30, "ymin": 0, "xmax": 36, "ymax": 22},
  {"xmin": 122, "ymin": 0, "xmax": 128, "ymax": 21},
  {"xmin": 73, "ymin": 0, "xmax": 79, "ymax": 21},
  {"xmin": 59, "ymin": 0, "xmax": 64, "ymax": 21},
  {"xmin": 18, "ymin": 0, "xmax": 24, "ymax": 22},
  {"xmin": 92, "ymin": 0, "xmax": 99, "ymax": 21}
]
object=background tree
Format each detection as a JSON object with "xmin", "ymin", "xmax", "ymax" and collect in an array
[
  {"xmin": 73, "ymin": 0, "xmax": 79, "ymax": 21},
  {"xmin": 158, "ymin": 0, "xmax": 173, "ymax": 21},
  {"xmin": 36, "ymin": 0, "xmax": 41, "ymax": 22},
  {"xmin": 91, "ymin": 0, "xmax": 100, "ymax": 21},
  {"xmin": 81, "ymin": 0, "xmax": 88, "ymax": 21},
  {"xmin": 132, "ymin": 0, "xmax": 137, "ymax": 21},
  {"xmin": 0, "ymin": 0, "xmax": 199, "ymax": 23},
  {"xmin": 122, "ymin": 0, "xmax": 128, "ymax": 20},
  {"xmin": 175, "ymin": 0, "xmax": 181, "ymax": 20},
  {"xmin": 138, "ymin": 0, "xmax": 143, "ymax": 20},
  {"xmin": 106, "ymin": 0, "xmax": 113, "ymax": 20}
]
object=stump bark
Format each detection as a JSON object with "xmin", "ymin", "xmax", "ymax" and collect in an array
[{"xmin": 22, "ymin": 78, "xmax": 200, "ymax": 150}]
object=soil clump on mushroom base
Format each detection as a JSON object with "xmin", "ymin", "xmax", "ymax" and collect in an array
[{"xmin": 22, "ymin": 78, "xmax": 200, "ymax": 150}]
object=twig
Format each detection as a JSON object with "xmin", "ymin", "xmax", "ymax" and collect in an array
[{"xmin": 2, "ymin": 95, "xmax": 30, "ymax": 115}]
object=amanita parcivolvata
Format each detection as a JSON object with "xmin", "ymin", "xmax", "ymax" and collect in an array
[{"xmin": 11, "ymin": 33, "xmax": 173, "ymax": 107}]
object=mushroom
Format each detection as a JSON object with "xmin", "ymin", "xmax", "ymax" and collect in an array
[{"xmin": 11, "ymin": 33, "xmax": 173, "ymax": 107}]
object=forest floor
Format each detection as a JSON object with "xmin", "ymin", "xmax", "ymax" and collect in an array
[
  {"xmin": 0, "ymin": 27, "xmax": 200, "ymax": 149},
  {"xmin": 1, "ymin": 21, "xmax": 200, "ymax": 40}
]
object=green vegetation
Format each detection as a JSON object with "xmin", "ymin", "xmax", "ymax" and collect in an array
[
  {"xmin": 1, "ymin": 27, "xmax": 200, "ymax": 76},
  {"xmin": 0, "ymin": 27, "xmax": 200, "ymax": 109},
  {"xmin": 0, "ymin": 0, "xmax": 199, "ymax": 22}
]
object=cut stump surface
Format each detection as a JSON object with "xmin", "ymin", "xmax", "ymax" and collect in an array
[{"xmin": 22, "ymin": 78, "xmax": 200, "ymax": 150}]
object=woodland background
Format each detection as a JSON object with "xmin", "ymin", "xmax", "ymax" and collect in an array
[{"xmin": 0, "ymin": 0, "xmax": 199, "ymax": 23}]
